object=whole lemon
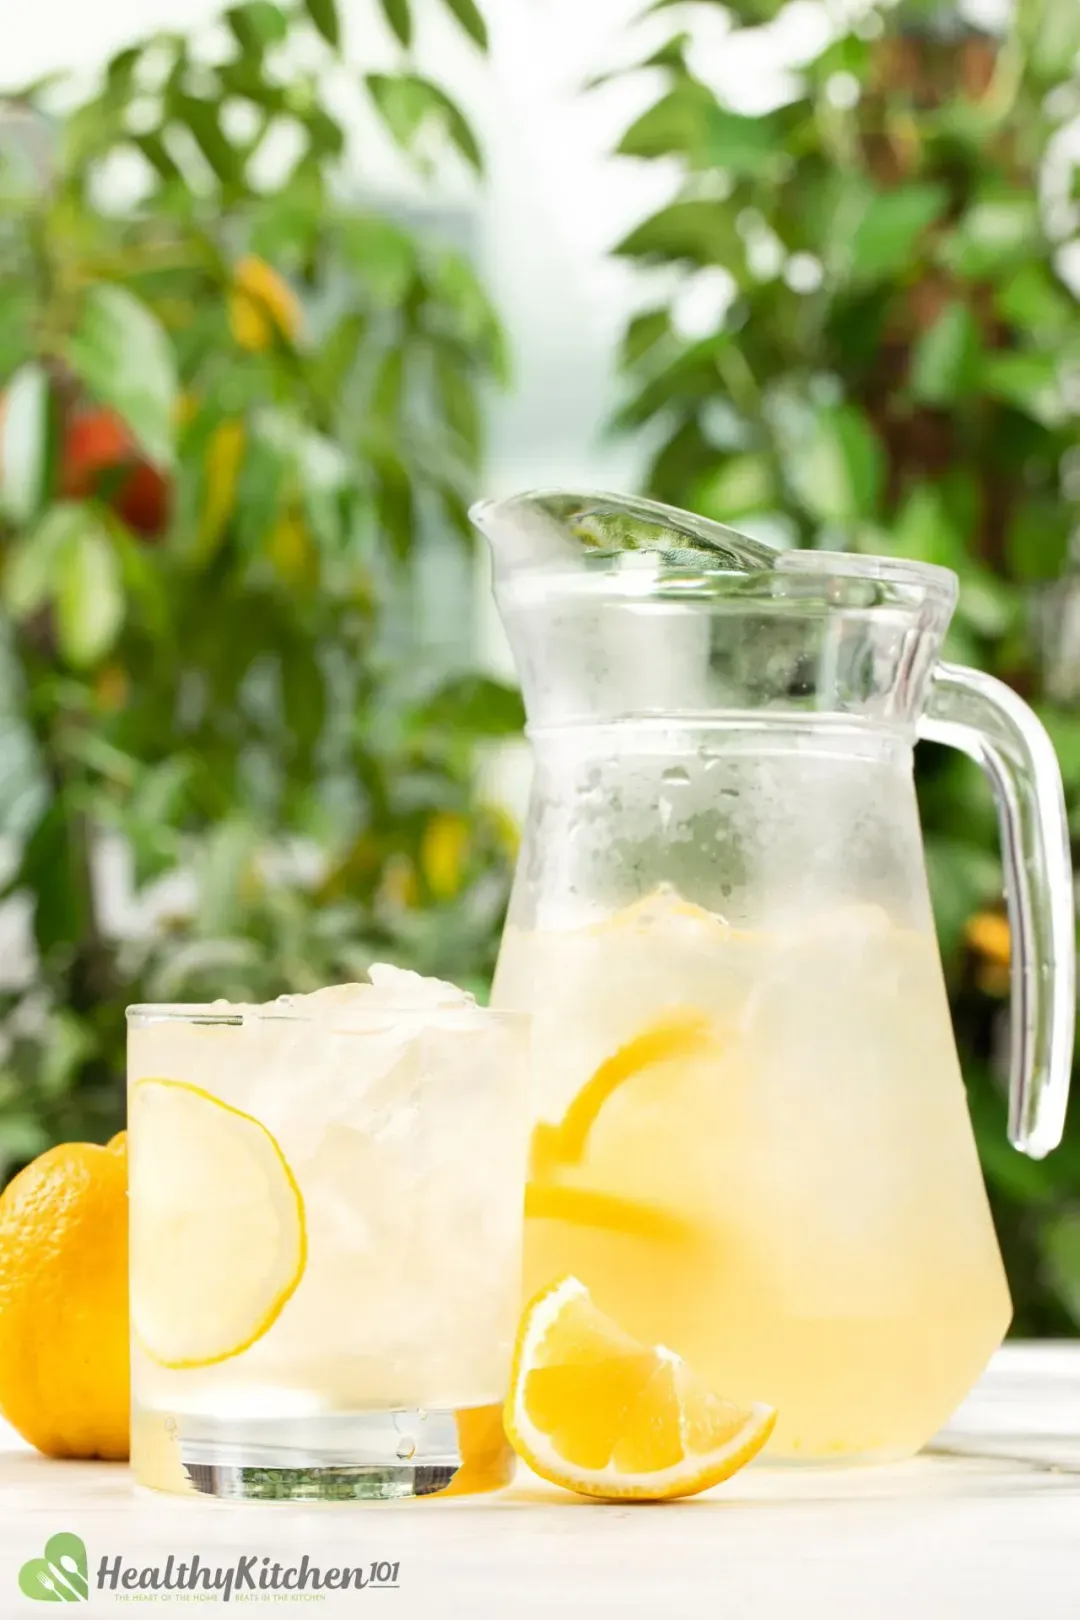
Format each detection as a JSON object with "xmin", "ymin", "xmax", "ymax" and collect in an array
[{"xmin": 0, "ymin": 1133, "xmax": 129, "ymax": 1458}]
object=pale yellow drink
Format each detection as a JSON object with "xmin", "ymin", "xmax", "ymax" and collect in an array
[
  {"xmin": 127, "ymin": 969, "xmax": 529, "ymax": 1500},
  {"xmin": 495, "ymin": 890, "xmax": 1010, "ymax": 1461}
]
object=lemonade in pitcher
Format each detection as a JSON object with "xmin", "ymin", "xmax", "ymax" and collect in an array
[
  {"xmin": 475, "ymin": 490, "xmax": 1074, "ymax": 1461},
  {"xmin": 497, "ymin": 889, "xmax": 1009, "ymax": 1459}
]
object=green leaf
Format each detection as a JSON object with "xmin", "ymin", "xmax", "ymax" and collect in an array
[
  {"xmin": 1006, "ymin": 497, "xmax": 1072, "ymax": 584},
  {"xmin": 132, "ymin": 131, "xmax": 183, "ymax": 183},
  {"xmin": 366, "ymin": 74, "xmax": 482, "ymax": 171},
  {"xmin": 982, "ymin": 351, "xmax": 1060, "ymax": 422},
  {"xmin": 433, "ymin": 352, "xmax": 482, "ymax": 465},
  {"xmin": 313, "ymin": 310, "xmax": 367, "ymax": 398},
  {"xmin": 194, "ymin": 817, "xmax": 261, "ymax": 936},
  {"xmin": 1039, "ymin": 1210, "xmax": 1080, "ymax": 1328},
  {"xmin": 371, "ymin": 347, "xmax": 405, "ymax": 425},
  {"xmin": 338, "ymin": 215, "xmax": 416, "ymax": 306},
  {"xmin": 414, "ymin": 675, "xmax": 525, "ymax": 737},
  {"xmin": 294, "ymin": 427, "xmax": 350, "ymax": 551},
  {"xmin": 424, "ymin": 251, "xmax": 508, "ymax": 379},
  {"xmin": 171, "ymin": 94, "xmax": 242, "ymax": 185},
  {"xmin": 299, "ymin": 106, "xmax": 345, "ymax": 159},
  {"xmin": 690, "ymin": 454, "xmax": 775, "ymax": 521},
  {"xmin": 39, "ymin": 1011, "xmax": 97, "ymax": 1100},
  {"xmin": 53, "ymin": 512, "xmax": 125, "ymax": 668},
  {"xmin": 923, "ymin": 833, "xmax": 1002, "ymax": 963},
  {"xmin": 0, "ymin": 290, "xmax": 36, "ymax": 378},
  {"xmin": 104, "ymin": 44, "xmax": 142, "ymax": 98},
  {"xmin": 304, "ymin": 0, "xmax": 341, "ymax": 47},
  {"xmin": 614, "ymin": 201, "xmax": 747, "ymax": 277},
  {"xmin": 0, "ymin": 712, "xmax": 47, "ymax": 842},
  {"xmin": 619, "ymin": 85, "xmax": 780, "ymax": 177},
  {"xmin": 18, "ymin": 797, "xmax": 91, "ymax": 960},
  {"xmin": 1027, "ymin": 0, "xmax": 1080, "ymax": 82},
  {"xmin": 66, "ymin": 285, "xmax": 178, "ymax": 468},
  {"xmin": 617, "ymin": 83, "xmax": 713, "ymax": 159},
  {"xmin": 442, "ymin": 0, "xmax": 488, "ymax": 49},
  {"xmin": 995, "ymin": 264, "xmax": 1076, "ymax": 341},
  {"xmin": 785, "ymin": 405, "xmax": 884, "ymax": 524},
  {"xmin": 939, "ymin": 194, "xmax": 1041, "ymax": 278},
  {"xmin": 620, "ymin": 308, "xmax": 671, "ymax": 368},
  {"xmin": 248, "ymin": 168, "xmax": 323, "ymax": 259},
  {"xmin": 371, "ymin": 449, "xmax": 415, "ymax": 561},
  {"xmin": 3, "ymin": 503, "xmax": 86, "ymax": 619},
  {"xmin": 226, "ymin": 0, "xmax": 289, "ymax": 51},
  {"xmin": 234, "ymin": 429, "xmax": 286, "ymax": 556},
  {"xmin": 0, "ymin": 362, "xmax": 50, "ymax": 525},
  {"xmin": 847, "ymin": 183, "xmax": 948, "ymax": 284},
  {"xmin": 379, "ymin": 0, "xmax": 412, "ymax": 46},
  {"xmin": 910, "ymin": 302, "xmax": 982, "ymax": 404},
  {"xmin": 1036, "ymin": 706, "xmax": 1080, "ymax": 791},
  {"xmin": 890, "ymin": 485, "xmax": 965, "ymax": 568},
  {"xmin": 217, "ymin": 56, "xmax": 289, "ymax": 112}
]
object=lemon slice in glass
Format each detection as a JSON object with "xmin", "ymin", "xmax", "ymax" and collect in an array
[{"xmin": 129, "ymin": 1079, "xmax": 306, "ymax": 1369}]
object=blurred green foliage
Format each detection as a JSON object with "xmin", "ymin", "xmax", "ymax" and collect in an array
[
  {"xmin": 0, "ymin": 0, "xmax": 522, "ymax": 1177},
  {"xmin": 608, "ymin": 0, "xmax": 1080, "ymax": 1332}
]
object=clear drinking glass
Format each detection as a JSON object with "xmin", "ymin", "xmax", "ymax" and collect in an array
[{"xmin": 126, "ymin": 979, "xmax": 530, "ymax": 1500}]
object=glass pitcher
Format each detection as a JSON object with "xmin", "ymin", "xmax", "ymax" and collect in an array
[{"xmin": 472, "ymin": 489, "xmax": 1075, "ymax": 1463}]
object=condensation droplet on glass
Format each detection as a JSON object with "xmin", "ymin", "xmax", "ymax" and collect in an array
[
  {"xmin": 396, "ymin": 1437, "xmax": 417, "ymax": 1461},
  {"xmin": 661, "ymin": 766, "xmax": 691, "ymax": 786}
]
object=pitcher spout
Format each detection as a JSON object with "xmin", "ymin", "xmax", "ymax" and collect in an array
[{"xmin": 469, "ymin": 489, "xmax": 778, "ymax": 584}]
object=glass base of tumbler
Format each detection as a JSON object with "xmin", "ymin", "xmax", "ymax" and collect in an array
[{"xmin": 132, "ymin": 1402, "xmax": 515, "ymax": 1501}]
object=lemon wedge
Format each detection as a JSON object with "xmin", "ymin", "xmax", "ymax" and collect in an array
[
  {"xmin": 129, "ymin": 1079, "xmax": 306, "ymax": 1368},
  {"xmin": 505, "ymin": 1276, "xmax": 775, "ymax": 1500}
]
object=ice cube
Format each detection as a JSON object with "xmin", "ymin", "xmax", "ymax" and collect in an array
[{"xmin": 366, "ymin": 963, "xmax": 474, "ymax": 1008}]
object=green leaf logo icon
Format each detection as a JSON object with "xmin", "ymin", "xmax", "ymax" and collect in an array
[{"xmin": 18, "ymin": 1532, "xmax": 88, "ymax": 1602}]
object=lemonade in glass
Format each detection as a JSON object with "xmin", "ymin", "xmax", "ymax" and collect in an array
[{"xmin": 127, "ymin": 967, "xmax": 529, "ymax": 1500}]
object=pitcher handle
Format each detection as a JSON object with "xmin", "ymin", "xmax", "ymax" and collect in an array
[{"xmin": 920, "ymin": 662, "xmax": 1075, "ymax": 1158}]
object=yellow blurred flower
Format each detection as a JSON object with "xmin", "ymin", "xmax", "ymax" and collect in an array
[
  {"xmin": 965, "ymin": 911, "xmax": 1010, "ymax": 966},
  {"xmin": 380, "ymin": 854, "xmax": 419, "ymax": 910},
  {"xmin": 966, "ymin": 910, "xmax": 1011, "ymax": 998},
  {"xmin": 197, "ymin": 419, "xmax": 245, "ymax": 561},
  {"xmin": 94, "ymin": 664, "xmax": 129, "ymax": 714},
  {"xmin": 229, "ymin": 256, "xmax": 302, "ymax": 352},
  {"xmin": 421, "ymin": 813, "xmax": 470, "ymax": 900},
  {"xmin": 175, "ymin": 391, "xmax": 200, "ymax": 428},
  {"xmin": 267, "ymin": 510, "xmax": 317, "ymax": 588}
]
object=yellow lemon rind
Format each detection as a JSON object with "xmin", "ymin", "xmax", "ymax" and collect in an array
[
  {"xmin": 532, "ymin": 1008, "xmax": 723, "ymax": 1178},
  {"xmin": 524, "ymin": 1182, "xmax": 700, "ymax": 1245}
]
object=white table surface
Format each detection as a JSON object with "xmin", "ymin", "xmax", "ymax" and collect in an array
[{"xmin": 2, "ymin": 1344, "xmax": 1078, "ymax": 1617}]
